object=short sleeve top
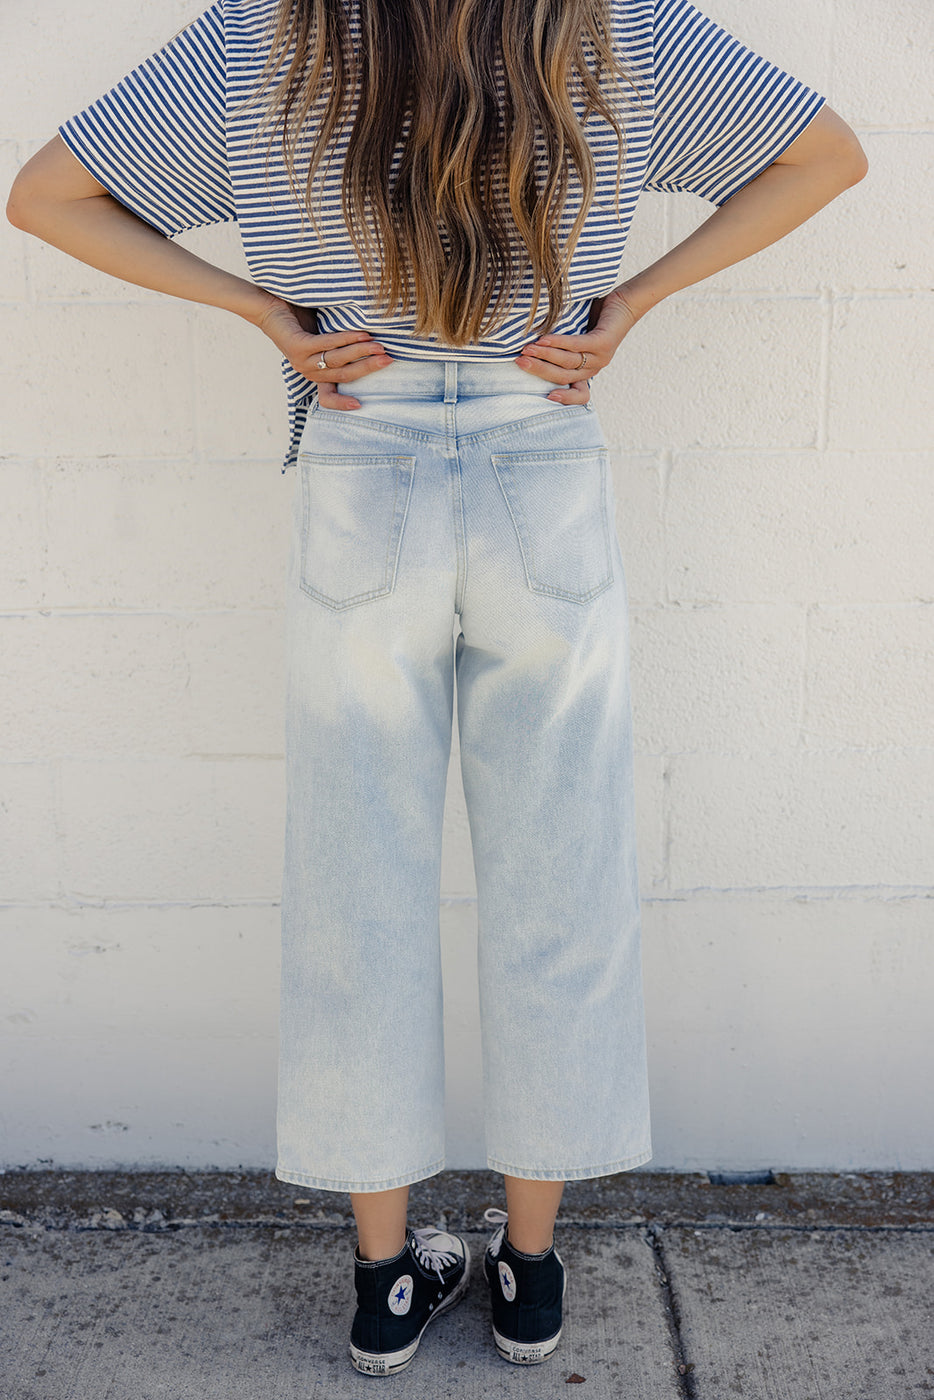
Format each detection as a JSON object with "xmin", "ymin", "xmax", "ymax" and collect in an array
[{"xmin": 58, "ymin": 0, "xmax": 826, "ymax": 473}]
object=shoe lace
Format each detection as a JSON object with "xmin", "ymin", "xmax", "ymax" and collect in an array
[
  {"xmin": 483, "ymin": 1206, "xmax": 508, "ymax": 1257},
  {"xmin": 410, "ymin": 1227, "xmax": 458, "ymax": 1284}
]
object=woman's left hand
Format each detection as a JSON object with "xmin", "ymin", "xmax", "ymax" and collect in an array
[{"xmin": 513, "ymin": 286, "xmax": 642, "ymax": 402}]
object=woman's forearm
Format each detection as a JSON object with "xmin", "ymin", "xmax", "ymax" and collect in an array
[
  {"xmin": 618, "ymin": 152, "xmax": 867, "ymax": 320},
  {"xmin": 8, "ymin": 187, "xmax": 278, "ymax": 326}
]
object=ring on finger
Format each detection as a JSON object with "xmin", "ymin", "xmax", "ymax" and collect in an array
[{"xmin": 317, "ymin": 352, "xmax": 329, "ymax": 369}]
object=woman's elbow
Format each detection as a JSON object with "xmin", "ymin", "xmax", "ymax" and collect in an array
[
  {"xmin": 822, "ymin": 119, "xmax": 869, "ymax": 190},
  {"xmin": 7, "ymin": 136, "xmax": 106, "ymax": 231},
  {"xmin": 813, "ymin": 121, "xmax": 870, "ymax": 191},
  {"xmin": 776, "ymin": 106, "xmax": 869, "ymax": 189},
  {"xmin": 6, "ymin": 170, "xmax": 37, "ymax": 230},
  {"xmin": 6, "ymin": 156, "xmax": 56, "ymax": 231},
  {"xmin": 842, "ymin": 133, "xmax": 870, "ymax": 186}
]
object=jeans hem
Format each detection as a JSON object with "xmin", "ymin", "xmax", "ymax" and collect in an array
[
  {"xmin": 487, "ymin": 1147, "xmax": 653, "ymax": 1181},
  {"xmin": 274, "ymin": 1158, "xmax": 447, "ymax": 1193}
]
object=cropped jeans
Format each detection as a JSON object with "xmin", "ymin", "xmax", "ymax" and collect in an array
[{"xmin": 275, "ymin": 357, "xmax": 651, "ymax": 1192}]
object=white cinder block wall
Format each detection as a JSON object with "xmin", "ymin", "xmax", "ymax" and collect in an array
[{"xmin": 1, "ymin": 0, "xmax": 932, "ymax": 1174}]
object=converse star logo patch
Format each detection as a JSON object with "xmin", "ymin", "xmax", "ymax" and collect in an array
[
  {"xmin": 498, "ymin": 1260, "xmax": 517, "ymax": 1301},
  {"xmin": 388, "ymin": 1274, "xmax": 413, "ymax": 1315}
]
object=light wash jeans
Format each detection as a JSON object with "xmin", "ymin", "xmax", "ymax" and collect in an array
[{"xmin": 275, "ymin": 358, "xmax": 651, "ymax": 1192}]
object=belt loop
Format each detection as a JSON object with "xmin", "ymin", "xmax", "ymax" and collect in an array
[{"xmin": 444, "ymin": 361, "xmax": 457, "ymax": 403}]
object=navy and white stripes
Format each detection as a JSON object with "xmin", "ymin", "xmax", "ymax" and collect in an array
[
  {"xmin": 647, "ymin": 0, "xmax": 825, "ymax": 204},
  {"xmin": 59, "ymin": 3, "xmax": 235, "ymax": 238},
  {"xmin": 58, "ymin": 0, "xmax": 825, "ymax": 473}
]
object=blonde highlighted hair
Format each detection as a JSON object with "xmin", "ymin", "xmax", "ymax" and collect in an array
[{"xmin": 243, "ymin": 0, "xmax": 644, "ymax": 343}]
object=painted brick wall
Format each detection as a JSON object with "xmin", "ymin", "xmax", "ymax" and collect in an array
[{"xmin": 1, "ymin": 0, "xmax": 932, "ymax": 1172}]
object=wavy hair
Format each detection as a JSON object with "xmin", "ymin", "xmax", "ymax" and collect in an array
[{"xmin": 242, "ymin": 0, "xmax": 645, "ymax": 344}]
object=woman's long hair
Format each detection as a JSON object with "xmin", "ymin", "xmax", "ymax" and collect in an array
[{"xmin": 243, "ymin": 0, "xmax": 644, "ymax": 344}]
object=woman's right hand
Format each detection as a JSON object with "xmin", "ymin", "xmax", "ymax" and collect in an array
[{"xmin": 253, "ymin": 295, "xmax": 393, "ymax": 408}]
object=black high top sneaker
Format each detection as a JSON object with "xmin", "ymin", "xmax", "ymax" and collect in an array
[
  {"xmin": 349, "ymin": 1224, "xmax": 471, "ymax": 1376},
  {"xmin": 482, "ymin": 1206, "xmax": 567, "ymax": 1364}
]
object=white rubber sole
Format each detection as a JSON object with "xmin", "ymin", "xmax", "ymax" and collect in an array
[
  {"xmin": 491, "ymin": 1252, "xmax": 568, "ymax": 1366},
  {"xmin": 349, "ymin": 1246, "xmax": 472, "ymax": 1376},
  {"xmin": 492, "ymin": 1323, "xmax": 563, "ymax": 1365}
]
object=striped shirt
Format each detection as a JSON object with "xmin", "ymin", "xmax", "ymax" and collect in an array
[{"xmin": 58, "ymin": 0, "xmax": 826, "ymax": 474}]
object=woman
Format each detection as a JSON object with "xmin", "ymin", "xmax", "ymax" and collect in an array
[{"xmin": 7, "ymin": 0, "xmax": 866, "ymax": 1377}]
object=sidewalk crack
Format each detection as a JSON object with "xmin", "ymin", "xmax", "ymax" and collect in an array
[{"xmin": 645, "ymin": 1223, "xmax": 698, "ymax": 1400}]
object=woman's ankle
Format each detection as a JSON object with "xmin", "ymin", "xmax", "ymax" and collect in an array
[
  {"xmin": 350, "ymin": 1184, "xmax": 410, "ymax": 1262},
  {"xmin": 502, "ymin": 1174, "xmax": 565, "ymax": 1254},
  {"xmin": 355, "ymin": 1234, "xmax": 408, "ymax": 1264},
  {"xmin": 506, "ymin": 1226, "xmax": 554, "ymax": 1258}
]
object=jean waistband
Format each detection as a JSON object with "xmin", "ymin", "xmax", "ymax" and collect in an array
[{"xmin": 342, "ymin": 357, "xmax": 574, "ymax": 401}]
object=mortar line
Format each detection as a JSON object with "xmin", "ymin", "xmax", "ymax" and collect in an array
[
  {"xmin": 2, "ymin": 1215, "xmax": 933, "ymax": 1235},
  {"xmin": 816, "ymin": 287, "xmax": 831, "ymax": 451}
]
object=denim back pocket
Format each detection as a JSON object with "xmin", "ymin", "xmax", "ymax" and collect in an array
[
  {"xmin": 490, "ymin": 446, "xmax": 614, "ymax": 603},
  {"xmin": 299, "ymin": 451, "xmax": 416, "ymax": 609}
]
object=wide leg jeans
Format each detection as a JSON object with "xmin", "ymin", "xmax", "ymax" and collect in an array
[{"xmin": 275, "ymin": 358, "xmax": 651, "ymax": 1191}]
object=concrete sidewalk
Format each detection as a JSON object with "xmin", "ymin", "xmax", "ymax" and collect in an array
[{"xmin": 2, "ymin": 1170, "xmax": 932, "ymax": 1399}]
